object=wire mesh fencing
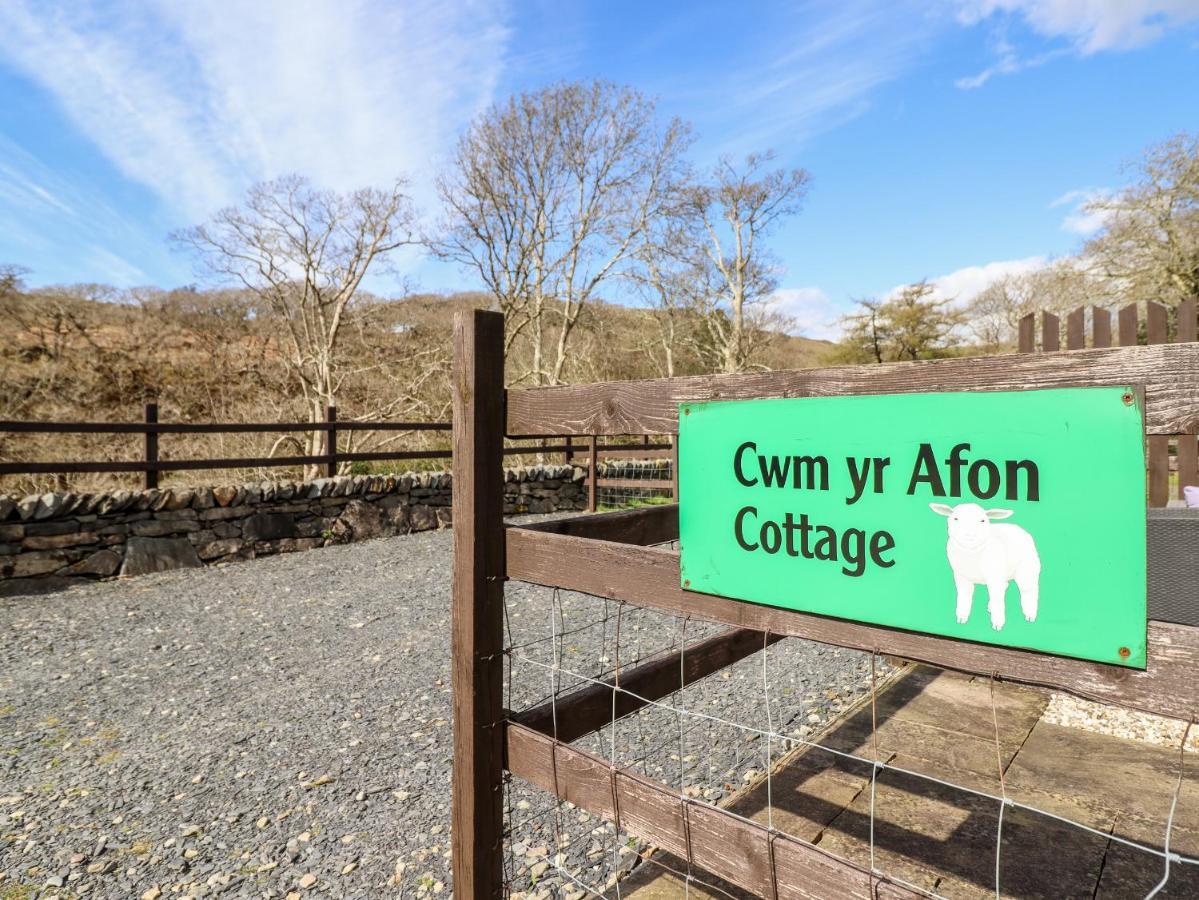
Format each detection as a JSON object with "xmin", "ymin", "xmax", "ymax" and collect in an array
[
  {"xmin": 498, "ymin": 577, "xmax": 1197, "ymax": 899},
  {"xmin": 594, "ymin": 459, "xmax": 674, "ymax": 511}
]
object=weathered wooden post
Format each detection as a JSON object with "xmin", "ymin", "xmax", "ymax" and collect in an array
[
  {"xmin": 325, "ymin": 405, "xmax": 338, "ymax": 478},
  {"xmin": 144, "ymin": 402, "xmax": 159, "ymax": 490},
  {"xmin": 587, "ymin": 435, "xmax": 598, "ymax": 512},
  {"xmin": 1017, "ymin": 313, "xmax": 1034, "ymax": 352},
  {"xmin": 671, "ymin": 434, "xmax": 679, "ymax": 504},
  {"xmin": 450, "ymin": 310, "xmax": 506, "ymax": 896}
]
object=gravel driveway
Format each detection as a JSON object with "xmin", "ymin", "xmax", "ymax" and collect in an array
[{"xmin": 0, "ymin": 520, "xmax": 879, "ymax": 899}]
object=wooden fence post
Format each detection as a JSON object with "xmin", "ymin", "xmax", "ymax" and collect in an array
[
  {"xmin": 587, "ymin": 435, "xmax": 598, "ymax": 512},
  {"xmin": 325, "ymin": 405, "xmax": 338, "ymax": 478},
  {"xmin": 1145, "ymin": 304, "xmax": 1170, "ymax": 507},
  {"xmin": 1066, "ymin": 307, "xmax": 1085, "ymax": 350},
  {"xmin": 1092, "ymin": 306, "xmax": 1112, "ymax": 348},
  {"xmin": 1017, "ymin": 313, "xmax": 1035, "ymax": 352},
  {"xmin": 671, "ymin": 434, "xmax": 679, "ymax": 504},
  {"xmin": 450, "ymin": 310, "xmax": 506, "ymax": 897},
  {"xmin": 1178, "ymin": 297, "xmax": 1197, "ymax": 343},
  {"xmin": 1041, "ymin": 311, "xmax": 1060, "ymax": 352},
  {"xmin": 144, "ymin": 402, "xmax": 158, "ymax": 490},
  {"xmin": 1118, "ymin": 303, "xmax": 1139, "ymax": 346}
]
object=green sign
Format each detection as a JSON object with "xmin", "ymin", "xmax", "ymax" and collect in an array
[{"xmin": 678, "ymin": 387, "xmax": 1147, "ymax": 668}]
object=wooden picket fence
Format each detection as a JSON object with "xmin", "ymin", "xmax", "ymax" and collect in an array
[{"xmin": 1019, "ymin": 299, "xmax": 1199, "ymax": 507}]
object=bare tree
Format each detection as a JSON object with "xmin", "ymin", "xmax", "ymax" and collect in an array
[
  {"xmin": 1083, "ymin": 132, "xmax": 1199, "ymax": 306},
  {"xmin": 0, "ymin": 264, "xmax": 27, "ymax": 297},
  {"xmin": 434, "ymin": 81, "xmax": 690, "ymax": 385},
  {"xmin": 173, "ymin": 175, "xmax": 418, "ymax": 473},
  {"xmin": 627, "ymin": 199, "xmax": 711, "ymax": 378},
  {"xmin": 966, "ymin": 261, "xmax": 1123, "ymax": 350},
  {"xmin": 684, "ymin": 153, "xmax": 809, "ymax": 373}
]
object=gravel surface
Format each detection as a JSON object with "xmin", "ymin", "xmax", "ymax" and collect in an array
[
  {"xmin": 0, "ymin": 519, "xmax": 879, "ymax": 899},
  {"xmin": 1043, "ymin": 693, "xmax": 1199, "ymax": 752}
]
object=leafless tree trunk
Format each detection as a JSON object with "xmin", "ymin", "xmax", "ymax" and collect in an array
[
  {"xmin": 433, "ymin": 80, "xmax": 690, "ymax": 386},
  {"xmin": 684, "ymin": 153, "xmax": 809, "ymax": 374},
  {"xmin": 173, "ymin": 175, "xmax": 417, "ymax": 477}
]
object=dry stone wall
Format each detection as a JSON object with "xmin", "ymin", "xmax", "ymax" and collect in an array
[{"xmin": 0, "ymin": 465, "xmax": 585, "ymax": 584}]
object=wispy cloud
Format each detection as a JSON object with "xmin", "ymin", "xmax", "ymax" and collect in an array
[
  {"xmin": 0, "ymin": 1, "xmax": 512, "ymax": 222},
  {"xmin": 0, "ymin": 132, "xmax": 157, "ymax": 276},
  {"xmin": 769, "ymin": 286, "xmax": 845, "ymax": 341},
  {"xmin": 886, "ymin": 256, "xmax": 1048, "ymax": 304},
  {"xmin": 686, "ymin": 1, "xmax": 943, "ymax": 156},
  {"xmin": 1050, "ymin": 187, "xmax": 1114, "ymax": 235},
  {"xmin": 954, "ymin": 0, "xmax": 1199, "ymax": 88}
]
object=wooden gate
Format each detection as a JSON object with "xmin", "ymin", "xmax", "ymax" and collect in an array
[{"xmin": 451, "ymin": 309, "xmax": 1199, "ymax": 898}]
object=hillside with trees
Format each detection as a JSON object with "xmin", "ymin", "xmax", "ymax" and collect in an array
[{"xmin": 1, "ymin": 76, "xmax": 1195, "ymax": 493}]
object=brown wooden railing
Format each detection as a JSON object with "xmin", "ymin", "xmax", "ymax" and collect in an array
[
  {"xmin": 563, "ymin": 434, "xmax": 677, "ymax": 511},
  {"xmin": 0, "ymin": 405, "xmax": 678, "ymax": 499},
  {"xmin": 0, "ymin": 404, "xmax": 456, "ymax": 489}
]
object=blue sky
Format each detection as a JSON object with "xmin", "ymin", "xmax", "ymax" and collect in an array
[{"xmin": 0, "ymin": 1, "xmax": 1197, "ymax": 338}]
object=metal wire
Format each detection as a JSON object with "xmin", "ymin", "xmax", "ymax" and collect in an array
[
  {"xmin": 502, "ymin": 585, "xmax": 1195, "ymax": 899},
  {"xmin": 508, "ymin": 650, "xmax": 1199, "ymax": 869}
]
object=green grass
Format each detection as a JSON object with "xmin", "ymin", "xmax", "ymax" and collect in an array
[{"xmin": 597, "ymin": 495, "xmax": 674, "ymax": 513}]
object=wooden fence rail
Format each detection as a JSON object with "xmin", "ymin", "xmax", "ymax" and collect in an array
[
  {"xmin": 1019, "ymin": 299, "xmax": 1199, "ymax": 506},
  {"xmin": 454, "ymin": 309, "xmax": 1199, "ymax": 898},
  {"xmin": 1, "ymin": 405, "xmax": 678, "ymax": 499},
  {"xmin": 0, "ymin": 405, "xmax": 454, "ymax": 489}
]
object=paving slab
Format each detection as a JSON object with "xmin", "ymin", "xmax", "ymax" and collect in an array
[{"xmin": 624, "ymin": 666, "xmax": 1197, "ymax": 899}]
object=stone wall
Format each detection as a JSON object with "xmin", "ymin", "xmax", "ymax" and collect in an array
[{"xmin": 0, "ymin": 464, "xmax": 586, "ymax": 584}]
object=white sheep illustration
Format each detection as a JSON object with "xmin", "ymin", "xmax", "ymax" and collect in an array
[{"xmin": 929, "ymin": 502, "xmax": 1040, "ymax": 631}]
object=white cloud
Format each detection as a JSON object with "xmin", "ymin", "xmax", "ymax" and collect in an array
[
  {"xmin": 958, "ymin": 0, "xmax": 1199, "ymax": 52},
  {"xmin": 0, "ymin": 1, "xmax": 512, "ymax": 221},
  {"xmin": 773, "ymin": 258, "xmax": 1052, "ymax": 343},
  {"xmin": 886, "ymin": 256, "xmax": 1049, "ymax": 305},
  {"xmin": 768, "ymin": 287, "xmax": 846, "ymax": 341},
  {"xmin": 699, "ymin": 2, "xmax": 943, "ymax": 155},
  {"xmin": 955, "ymin": 1, "xmax": 1199, "ymax": 87},
  {"xmin": 1050, "ymin": 188, "xmax": 1114, "ymax": 235}
]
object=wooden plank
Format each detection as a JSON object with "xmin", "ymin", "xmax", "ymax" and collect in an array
[
  {"xmin": 505, "ymin": 528, "xmax": 1199, "ymax": 721},
  {"xmin": 1018, "ymin": 313, "xmax": 1035, "ymax": 353},
  {"xmin": 513, "ymin": 626, "xmax": 783, "ymax": 743},
  {"xmin": 1148, "ymin": 434, "xmax": 1171, "ymax": 507},
  {"xmin": 143, "ymin": 402, "xmax": 158, "ymax": 490},
  {"xmin": 1041, "ymin": 312, "xmax": 1060, "ymax": 352},
  {"xmin": 1092, "ymin": 306, "xmax": 1112, "ymax": 348},
  {"xmin": 0, "ymin": 420, "xmax": 449, "ymax": 434},
  {"xmin": 450, "ymin": 309, "xmax": 507, "ymax": 897},
  {"xmin": 505, "ymin": 722, "xmax": 921, "ymax": 900},
  {"xmin": 565, "ymin": 441, "xmax": 671, "ymax": 460},
  {"xmin": 518, "ymin": 504, "xmax": 678, "ymax": 546},
  {"xmin": 671, "ymin": 435, "xmax": 679, "ymax": 503},
  {"xmin": 1118, "ymin": 303, "xmax": 1139, "ymax": 346},
  {"xmin": 1178, "ymin": 434, "xmax": 1198, "ymax": 497},
  {"xmin": 1065, "ymin": 307, "xmax": 1085, "ymax": 350},
  {"xmin": 505, "ymin": 343, "xmax": 1199, "ymax": 436},
  {"xmin": 587, "ymin": 435, "xmax": 598, "ymax": 513},
  {"xmin": 1146, "ymin": 301, "xmax": 1168, "ymax": 345},
  {"xmin": 1179, "ymin": 298, "xmax": 1198, "ymax": 343},
  {"xmin": 324, "ymin": 405, "xmax": 338, "ymax": 478}
]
